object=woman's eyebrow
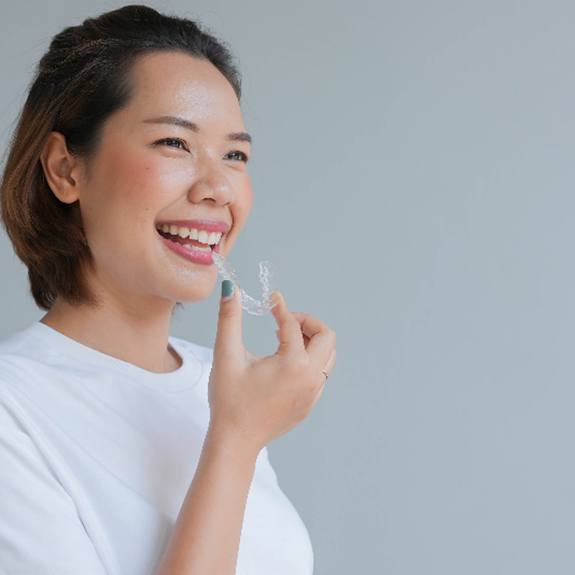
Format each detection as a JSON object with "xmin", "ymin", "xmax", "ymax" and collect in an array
[{"xmin": 142, "ymin": 115, "xmax": 252, "ymax": 143}]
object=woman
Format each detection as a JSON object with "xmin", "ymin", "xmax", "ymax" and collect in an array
[{"xmin": 0, "ymin": 5, "xmax": 336, "ymax": 575}]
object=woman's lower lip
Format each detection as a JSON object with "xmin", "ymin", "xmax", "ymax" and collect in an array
[{"xmin": 159, "ymin": 234, "xmax": 215, "ymax": 265}]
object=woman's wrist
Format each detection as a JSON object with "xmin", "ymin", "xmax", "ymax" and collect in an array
[{"xmin": 205, "ymin": 420, "xmax": 263, "ymax": 463}]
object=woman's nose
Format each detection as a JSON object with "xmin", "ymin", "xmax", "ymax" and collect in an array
[{"xmin": 187, "ymin": 153, "xmax": 234, "ymax": 206}]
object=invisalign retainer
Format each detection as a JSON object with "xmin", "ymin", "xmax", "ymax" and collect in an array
[{"xmin": 212, "ymin": 251, "xmax": 277, "ymax": 316}]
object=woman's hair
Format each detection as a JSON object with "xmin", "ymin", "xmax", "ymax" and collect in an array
[{"xmin": 0, "ymin": 4, "xmax": 241, "ymax": 311}]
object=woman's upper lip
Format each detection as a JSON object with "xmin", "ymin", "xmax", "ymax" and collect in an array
[{"xmin": 156, "ymin": 219, "xmax": 231, "ymax": 233}]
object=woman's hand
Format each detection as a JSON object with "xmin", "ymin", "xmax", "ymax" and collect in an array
[{"xmin": 207, "ymin": 283, "xmax": 337, "ymax": 453}]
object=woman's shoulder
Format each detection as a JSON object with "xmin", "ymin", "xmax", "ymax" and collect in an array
[
  {"xmin": 0, "ymin": 325, "xmax": 43, "ymax": 386},
  {"xmin": 0, "ymin": 326, "xmax": 26, "ymax": 356},
  {"xmin": 0, "ymin": 321, "xmax": 45, "ymax": 365},
  {"xmin": 0, "ymin": 353, "xmax": 28, "ymax": 411},
  {"xmin": 0, "ymin": 335, "xmax": 25, "ymax": 384}
]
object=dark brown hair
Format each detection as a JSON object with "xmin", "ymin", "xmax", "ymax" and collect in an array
[{"xmin": 0, "ymin": 4, "xmax": 241, "ymax": 310}]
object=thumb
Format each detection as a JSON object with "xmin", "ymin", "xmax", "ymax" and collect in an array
[{"xmin": 214, "ymin": 279, "xmax": 244, "ymax": 362}]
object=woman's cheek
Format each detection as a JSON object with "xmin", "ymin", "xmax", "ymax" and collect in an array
[{"xmin": 123, "ymin": 159, "xmax": 160, "ymax": 199}]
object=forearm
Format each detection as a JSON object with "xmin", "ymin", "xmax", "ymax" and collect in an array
[{"xmin": 154, "ymin": 424, "xmax": 261, "ymax": 575}]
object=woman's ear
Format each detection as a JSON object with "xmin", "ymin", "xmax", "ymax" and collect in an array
[{"xmin": 40, "ymin": 131, "xmax": 82, "ymax": 204}]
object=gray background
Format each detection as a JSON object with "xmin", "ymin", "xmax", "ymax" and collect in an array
[{"xmin": 1, "ymin": 1, "xmax": 574, "ymax": 573}]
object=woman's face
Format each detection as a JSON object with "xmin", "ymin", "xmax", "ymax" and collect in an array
[{"xmin": 76, "ymin": 51, "xmax": 253, "ymax": 307}]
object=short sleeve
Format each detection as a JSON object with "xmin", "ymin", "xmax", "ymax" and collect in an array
[{"xmin": 0, "ymin": 394, "xmax": 108, "ymax": 575}]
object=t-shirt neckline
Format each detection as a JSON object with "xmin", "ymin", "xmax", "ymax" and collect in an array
[{"xmin": 25, "ymin": 320, "xmax": 204, "ymax": 393}]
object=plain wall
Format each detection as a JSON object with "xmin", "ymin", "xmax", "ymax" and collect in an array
[{"xmin": 1, "ymin": 1, "xmax": 574, "ymax": 573}]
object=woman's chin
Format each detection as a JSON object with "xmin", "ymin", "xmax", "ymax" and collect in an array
[{"xmin": 182, "ymin": 273, "xmax": 219, "ymax": 301}]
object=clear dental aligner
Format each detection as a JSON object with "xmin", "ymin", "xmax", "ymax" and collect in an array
[{"xmin": 212, "ymin": 251, "xmax": 277, "ymax": 316}]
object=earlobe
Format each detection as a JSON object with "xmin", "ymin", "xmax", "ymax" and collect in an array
[{"xmin": 40, "ymin": 131, "xmax": 80, "ymax": 204}]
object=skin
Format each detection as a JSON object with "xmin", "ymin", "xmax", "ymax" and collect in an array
[{"xmin": 39, "ymin": 51, "xmax": 253, "ymax": 373}]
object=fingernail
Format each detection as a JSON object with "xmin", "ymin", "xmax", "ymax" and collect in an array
[{"xmin": 221, "ymin": 279, "xmax": 234, "ymax": 300}]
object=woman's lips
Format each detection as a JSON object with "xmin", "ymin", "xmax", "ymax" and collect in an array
[
  {"xmin": 156, "ymin": 228, "xmax": 225, "ymax": 264},
  {"xmin": 157, "ymin": 231, "xmax": 214, "ymax": 265}
]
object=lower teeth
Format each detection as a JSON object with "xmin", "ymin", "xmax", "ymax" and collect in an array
[{"xmin": 182, "ymin": 244, "xmax": 212, "ymax": 252}]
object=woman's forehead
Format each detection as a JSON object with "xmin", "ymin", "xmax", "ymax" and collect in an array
[
  {"xmin": 129, "ymin": 52, "xmax": 239, "ymax": 110},
  {"xmin": 115, "ymin": 56, "xmax": 242, "ymax": 133}
]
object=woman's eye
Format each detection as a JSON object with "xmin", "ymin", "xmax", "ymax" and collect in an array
[
  {"xmin": 226, "ymin": 150, "xmax": 249, "ymax": 163},
  {"xmin": 153, "ymin": 139, "xmax": 247, "ymax": 162},
  {"xmin": 155, "ymin": 138, "xmax": 188, "ymax": 151}
]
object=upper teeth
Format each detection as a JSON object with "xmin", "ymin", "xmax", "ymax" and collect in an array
[{"xmin": 157, "ymin": 224, "xmax": 223, "ymax": 245}]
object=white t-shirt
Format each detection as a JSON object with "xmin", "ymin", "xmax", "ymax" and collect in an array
[{"xmin": 0, "ymin": 321, "xmax": 314, "ymax": 575}]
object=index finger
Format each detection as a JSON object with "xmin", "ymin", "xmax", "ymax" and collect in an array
[
  {"xmin": 291, "ymin": 311, "xmax": 336, "ymax": 368},
  {"xmin": 270, "ymin": 292, "xmax": 306, "ymax": 357}
]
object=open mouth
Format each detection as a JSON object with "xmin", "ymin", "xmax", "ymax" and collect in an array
[{"xmin": 155, "ymin": 227, "xmax": 222, "ymax": 252}]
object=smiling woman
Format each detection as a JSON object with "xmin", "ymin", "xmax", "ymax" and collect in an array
[
  {"xmin": 0, "ymin": 4, "xmax": 336, "ymax": 575},
  {"xmin": 0, "ymin": 25, "xmax": 258, "ymax": 339},
  {"xmin": 0, "ymin": 9, "xmax": 249, "ymax": 313}
]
